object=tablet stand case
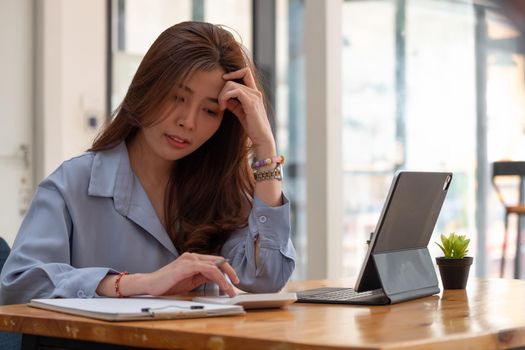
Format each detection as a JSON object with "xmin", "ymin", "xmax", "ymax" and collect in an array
[{"xmin": 369, "ymin": 247, "xmax": 439, "ymax": 304}]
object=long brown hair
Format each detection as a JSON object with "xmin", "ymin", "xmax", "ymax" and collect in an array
[{"xmin": 90, "ymin": 22, "xmax": 263, "ymax": 254}]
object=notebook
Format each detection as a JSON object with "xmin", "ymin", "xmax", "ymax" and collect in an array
[
  {"xmin": 193, "ymin": 292, "xmax": 297, "ymax": 309},
  {"xmin": 29, "ymin": 297, "xmax": 245, "ymax": 321},
  {"xmin": 297, "ymin": 171, "xmax": 452, "ymax": 305}
]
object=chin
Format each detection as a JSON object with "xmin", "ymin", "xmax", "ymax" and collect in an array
[{"xmin": 163, "ymin": 149, "xmax": 192, "ymax": 162}]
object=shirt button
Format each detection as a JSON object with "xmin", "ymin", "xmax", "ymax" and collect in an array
[
  {"xmin": 258, "ymin": 215, "xmax": 267, "ymax": 223},
  {"xmin": 77, "ymin": 290, "xmax": 86, "ymax": 298}
]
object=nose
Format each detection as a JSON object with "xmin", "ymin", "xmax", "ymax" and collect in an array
[{"xmin": 176, "ymin": 105, "xmax": 197, "ymax": 130}]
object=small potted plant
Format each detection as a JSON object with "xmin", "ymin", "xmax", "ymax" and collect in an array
[{"xmin": 435, "ymin": 233, "xmax": 473, "ymax": 289}]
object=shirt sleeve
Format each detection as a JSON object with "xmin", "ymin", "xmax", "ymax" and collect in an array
[
  {"xmin": 220, "ymin": 193, "xmax": 296, "ymax": 293},
  {"xmin": 0, "ymin": 185, "xmax": 112, "ymax": 305}
]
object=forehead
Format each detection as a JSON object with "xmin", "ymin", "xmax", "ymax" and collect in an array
[{"xmin": 181, "ymin": 68, "xmax": 226, "ymax": 100}]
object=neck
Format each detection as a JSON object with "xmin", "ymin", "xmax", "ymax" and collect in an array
[{"xmin": 127, "ymin": 134, "xmax": 172, "ymax": 188}]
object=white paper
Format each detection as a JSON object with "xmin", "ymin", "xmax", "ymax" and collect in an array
[{"xmin": 29, "ymin": 297, "xmax": 244, "ymax": 321}]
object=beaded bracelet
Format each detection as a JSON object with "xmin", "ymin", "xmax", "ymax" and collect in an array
[
  {"xmin": 254, "ymin": 163, "xmax": 283, "ymax": 182},
  {"xmin": 251, "ymin": 155, "xmax": 285, "ymax": 170},
  {"xmin": 114, "ymin": 271, "xmax": 129, "ymax": 298}
]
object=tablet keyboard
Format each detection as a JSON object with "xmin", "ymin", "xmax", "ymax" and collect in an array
[{"xmin": 296, "ymin": 287, "xmax": 390, "ymax": 305}]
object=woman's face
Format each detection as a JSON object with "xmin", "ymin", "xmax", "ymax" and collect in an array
[{"xmin": 139, "ymin": 68, "xmax": 226, "ymax": 162}]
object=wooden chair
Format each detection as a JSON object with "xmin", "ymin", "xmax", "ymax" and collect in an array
[{"xmin": 492, "ymin": 161, "xmax": 525, "ymax": 278}]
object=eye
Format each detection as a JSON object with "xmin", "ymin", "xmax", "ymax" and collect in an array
[
  {"xmin": 174, "ymin": 95, "xmax": 185, "ymax": 103},
  {"xmin": 205, "ymin": 109, "xmax": 218, "ymax": 117}
]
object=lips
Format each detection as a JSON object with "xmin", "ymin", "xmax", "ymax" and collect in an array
[{"xmin": 165, "ymin": 133, "xmax": 190, "ymax": 149}]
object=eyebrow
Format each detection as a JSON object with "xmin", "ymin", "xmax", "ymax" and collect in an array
[{"xmin": 181, "ymin": 85, "xmax": 219, "ymax": 104}]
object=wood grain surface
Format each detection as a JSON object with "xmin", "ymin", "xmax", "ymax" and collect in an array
[{"xmin": 1, "ymin": 278, "xmax": 524, "ymax": 349}]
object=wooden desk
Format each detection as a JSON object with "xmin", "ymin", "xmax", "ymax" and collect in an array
[{"xmin": 1, "ymin": 278, "xmax": 525, "ymax": 350}]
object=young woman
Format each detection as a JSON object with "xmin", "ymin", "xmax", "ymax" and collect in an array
[{"xmin": 0, "ymin": 21, "xmax": 295, "ymax": 304}]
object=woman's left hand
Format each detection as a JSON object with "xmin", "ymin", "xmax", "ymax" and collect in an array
[{"xmin": 219, "ymin": 68, "xmax": 275, "ymax": 152}]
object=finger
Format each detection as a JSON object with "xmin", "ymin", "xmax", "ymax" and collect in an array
[
  {"xmin": 163, "ymin": 274, "xmax": 210, "ymax": 296},
  {"xmin": 190, "ymin": 274, "xmax": 208, "ymax": 289},
  {"xmin": 225, "ymin": 98, "xmax": 241, "ymax": 110},
  {"xmin": 188, "ymin": 253, "xmax": 225, "ymax": 263},
  {"xmin": 218, "ymin": 81, "xmax": 261, "ymax": 113},
  {"xmin": 220, "ymin": 283, "xmax": 236, "ymax": 297},
  {"xmin": 218, "ymin": 84, "xmax": 246, "ymax": 110},
  {"xmin": 222, "ymin": 80, "xmax": 259, "ymax": 97},
  {"xmin": 217, "ymin": 262, "xmax": 240, "ymax": 285},
  {"xmin": 223, "ymin": 67, "xmax": 257, "ymax": 89},
  {"xmin": 220, "ymin": 89, "xmax": 251, "ymax": 111},
  {"xmin": 198, "ymin": 263, "xmax": 237, "ymax": 297},
  {"xmin": 225, "ymin": 99, "xmax": 246, "ymax": 120}
]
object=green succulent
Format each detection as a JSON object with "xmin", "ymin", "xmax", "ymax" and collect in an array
[{"xmin": 435, "ymin": 232, "xmax": 470, "ymax": 259}]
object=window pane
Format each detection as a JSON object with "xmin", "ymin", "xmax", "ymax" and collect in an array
[
  {"xmin": 124, "ymin": 0, "xmax": 191, "ymax": 55},
  {"xmin": 405, "ymin": 0, "xmax": 476, "ymax": 262},
  {"xmin": 486, "ymin": 10, "xmax": 525, "ymax": 277},
  {"xmin": 110, "ymin": 0, "xmax": 192, "ymax": 113},
  {"xmin": 110, "ymin": 0, "xmax": 251, "ymax": 114},
  {"xmin": 342, "ymin": 0, "xmax": 478, "ymax": 277},
  {"xmin": 342, "ymin": 0, "xmax": 396, "ymax": 277},
  {"xmin": 204, "ymin": 0, "xmax": 252, "ymax": 50},
  {"xmin": 342, "ymin": 0, "xmax": 525, "ymax": 279},
  {"xmin": 277, "ymin": 0, "xmax": 306, "ymax": 279}
]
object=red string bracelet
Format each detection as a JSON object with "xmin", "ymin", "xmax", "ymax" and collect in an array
[{"xmin": 114, "ymin": 271, "xmax": 129, "ymax": 298}]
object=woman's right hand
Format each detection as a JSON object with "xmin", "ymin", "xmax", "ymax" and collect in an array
[
  {"xmin": 96, "ymin": 252, "xmax": 240, "ymax": 297},
  {"xmin": 147, "ymin": 252, "xmax": 239, "ymax": 297}
]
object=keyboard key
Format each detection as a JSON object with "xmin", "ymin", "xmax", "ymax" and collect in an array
[{"xmin": 296, "ymin": 287, "xmax": 388, "ymax": 305}]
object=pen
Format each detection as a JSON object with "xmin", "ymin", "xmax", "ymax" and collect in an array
[
  {"xmin": 141, "ymin": 305, "xmax": 205, "ymax": 316},
  {"xmin": 213, "ymin": 258, "xmax": 234, "ymax": 287},
  {"xmin": 141, "ymin": 305, "xmax": 204, "ymax": 312}
]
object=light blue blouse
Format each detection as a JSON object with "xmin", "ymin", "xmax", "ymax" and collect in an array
[{"xmin": 0, "ymin": 142, "xmax": 295, "ymax": 304}]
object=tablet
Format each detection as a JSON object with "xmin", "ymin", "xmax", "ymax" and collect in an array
[{"xmin": 193, "ymin": 292, "xmax": 297, "ymax": 309}]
